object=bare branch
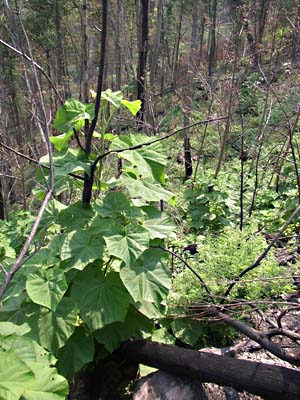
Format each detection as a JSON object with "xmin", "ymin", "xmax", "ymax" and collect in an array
[{"xmin": 0, "ymin": 38, "xmax": 63, "ymax": 104}]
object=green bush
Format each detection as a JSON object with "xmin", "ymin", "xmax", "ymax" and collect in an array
[{"xmin": 169, "ymin": 226, "xmax": 294, "ymax": 305}]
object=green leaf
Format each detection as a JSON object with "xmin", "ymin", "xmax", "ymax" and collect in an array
[
  {"xmin": 58, "ymin": 201, "xmax": 94, "ymax": 231},
  {"xmin": 0, "ymin": 322, "xmax": 30, "ymax": 336},
  {"xmin": 104, "ymin": 226, "xmax": 149, "ymax": 267},
  {"xmin": 53, "ymin": 99, "xmax": 90, "ymax": 133},
  {"xmin": 101, "ymin": 89, "xmax": 123, "ymax": 108},
  {"xmin": 94, "ymin": 192, "xmax": 131, "ymax": 217},
  {"xmin": 71, "ymin": 267, "xmax": 131, "ymax": 331},
  {"xmin": 134, "ymin": 300, "xmax": 164, "ymax": 319},
  {"xmin": 27, "ymin": 299, "xmax": 77, "ymax": 354},
  {"xmin": 50, "ymin": 130, "xmax": 74, "ymax": 151},
  {"xmin": 0, "ymin": 334, "xmax": 68, "ymax": 400},
  {"xmin": 56, "ymin": 327, "xmax": 95, "ymax": 380},
  {"xmin": 0, "ymin": 351, "xmax": 34, "ymax": 400},
  {"xmin": 111, "ymin": 134, "xmax": 168, "ymax": 183},
  {"xmin": 121, "ymin": 99, "xmax": 141, "ymax": 116},
  {"xmin": 60, "ymin": 230, "xmax": 104, "ymax": 270},
  {"xmin": 171, "ymin": 318, "xmax": 203, "ymax": 346},
  {"xmin": 94, "ymin": 306, "xmax": 152, "ymax": 352},
  {"xmin": 120, "ymin": 248, "xmax": 171, "ymax": 303},
  {"xmin": 152, "ymin": 328, "xmax": 175, "ymax": 345},
  {"xmin": 40, "ymin": 199, "xmax": 66, "ymax": 228},
  {"xmin": 26, "ymin": 269, "xmax": 67, "ymax": 311},
  {"xmin": 143, "ymin": 207, "xmax": 175, "ymax": 239},
  {"xmin": 117, "ymin": 176, "xmax": 173, "ymax": 202},
  {"xmin": 40, "ymin": 149, "xmax": 91, "ymax": 177}
]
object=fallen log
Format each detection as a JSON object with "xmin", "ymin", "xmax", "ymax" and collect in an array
[{"xmin": 120, "ymin": 339, "xmax": 300, "ymax": 400}]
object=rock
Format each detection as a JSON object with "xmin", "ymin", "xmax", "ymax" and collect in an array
[{"xmin": 133, "ymin": 370, "xmax": 208, "ymax": 400}]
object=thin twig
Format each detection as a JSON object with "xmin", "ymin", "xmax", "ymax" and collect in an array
[
  {"xmin": 0, "ymin": 140, "xmax": 84, "ymax": 181},
  {"xmin": 90, "ymin": 116, "xmax": 228, "ymax": 174},
  {"xmin": 0, "ymin": 38, "xmax": 63, "ymax": 104},
  {"xmin": 151, "ymin": 245, "xmax": 215, "ymax": 304},
  {"xmin": 0, "ymin": 263, "xmax": 8, "ymax": 276}
]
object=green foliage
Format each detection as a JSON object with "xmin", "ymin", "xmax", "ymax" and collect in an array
[
  {"xmin": 169, "ymin": 226, "xmax": 294, "ymax": 305},
  {"xmin": 239, "ymin": 72, "xmax": 260, "ymax": 116},
  {"xmin": 0, "ymin": 322, "xmax": 68, "ymax": 400},
  {"xmin": 180, "ymin": 174, "xmax": 238, "ymax": 232},
  {"xmin": 0, "ymin": 90, "xmax": 175, "ymax": 392}
]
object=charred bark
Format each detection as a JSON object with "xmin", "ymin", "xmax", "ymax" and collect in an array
[{"xmin": 120, "ymin": 339, "xmax": 300, "ymax": 400}]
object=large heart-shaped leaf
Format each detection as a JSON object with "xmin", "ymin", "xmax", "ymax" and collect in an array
[
  {"xmin": 27, "ymin": 299, "xmax": 77, "ymax": 354},
  {"xmin": 94, "ymin": 306, "xmax": 152, "ymax": 352},
  {"xmin": 53, "ymin": 99, "xmax": 91, "ymax": 133},
  {"xmin": 120, "ymin": 99, "xmax": 141, "ymax": 116},
  {"xmin": 117, "ymin": 176, "xmax": 173, "ymax": 202},
  {"xmin": 0, "ymin": 333, "xmax": 67, "ymax": 400},
  {"xmin": 71, "ymin": 267, "xmax": 130, "ymax": 331},
  {"xmin": 58, "ymin": 202, "xmax": 94, "ymax": 231},
  {"xmin": 111, "ymin": 134, "xmax": 168, "ymax": 183},
  {"xmin": 56, "ymin": 327, "xmax": 95, "ymax": 380},
  {"xmin": 94, "ymin": 192, "xmax": 131, "ymax": 217},
  {"xmin": 120, "ymin": 248, "xmax": 171, "ymax": 303},
  {"xmin": 101, "ymin": 89, "xmax": 123, "ymax": 107},
  {"xmin": 142, "ymin": 206, "xmax": 176, "ymax": 239},
  {"xmin": 60, "ymin": 230, "xmax": 104, "ymax": 270},
  {"xmin": 104, "ymin": 226, "xmax": 149, "ymax": 267},
  {"xmin": 50, "ymin": 130, "xmax": 74, "ymax": 151},
  {"xmin": 171, "ymin": 318, "xmax": 203, "ymax": 346},
  {"xmin": 0, "ymin": 351, "xmax": 34, "ymax": 400},
  {"xmin": 40, "ymin": 149, "xmax": 91, "ymax": 177},
  {"xmin": 26, "ymin": 269, "xmax": 67, "ymax": 311}
]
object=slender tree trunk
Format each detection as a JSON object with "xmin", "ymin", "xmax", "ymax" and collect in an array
[
  {"xmin": 115, "ymin": 0, "xmax": 121, "ymax": 90},
  {"xmin": 150, "ymin": 0, "xmax": 163, "ymax": 87},
  {"xmin": 183, "ymin": 113, "xmax": 193, "ymax": 181},
  {"xmin": 171, "ymin": 1, "xmax": 183, "ymax": 91},
  {"xmin": 291, "ymin": 2, "xmax": 300, "ymax": 65},
  {"xmin": 55, "ymin": 0, "xmax": 67, "ymax": 100},
  {"xmin": 82, "ymin": 0, "xmax": 89, "ymax": 103},
  {"xmin": 136, "ymin": 0, "xmax": 149, "ymax": 127},
  {"xmin": 0, "ymin": 177, "xmax": 5, "ymax": 220},
  {"xmin": 190, "ymin": 0, "xmax": 199, "ymax": 72},
  {"xmin": 253, "ymin": 0, "xmax": 270, "ymax": 69},
  {"xmin": 208, "ymin": 0, "xmax": 217, "ymax": 90}
]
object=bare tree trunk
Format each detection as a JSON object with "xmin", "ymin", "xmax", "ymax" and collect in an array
[
  {"xmin": 208, "ymin": 0, "xmax": 217, "ymax": 90},
  {"xmin": 150, "ymin": 0, "xmax": 163, "ymax": 88},
  {"xmin": 253, "ymin": 0, "xmax": 270, "ymax": 69},
  {"xmin": 115, "ymin": 0, "xmax": 121, "ymax": 90},
  {"xmin": 190, "ymin": 0, "xmax": 199, "ymax": 72},
  {"xmin": 171, "ymin": 1, "xmax": 183, "ymax": 91},
  {"xmin": 291, "ymin": 1, "xmax": 300, "ymax": 65},
  {"xmin": 55, "ymin": 0, "xmax": 68, "ymax": 100},
  {"xmin": 183, "ymin": 113, "xmax": 193, "ymax": 181},
  {"xmin": 136, "ymin": 0, "xmax": 149, "ymax": 128},
  {"xmin": 82, "ymin": 0, "xmax": 89, "ymax": 103}
]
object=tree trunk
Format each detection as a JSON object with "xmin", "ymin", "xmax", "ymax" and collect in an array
[
  {"xmin": 171, "ymin": 1, "xmax": 183, "ymax": 91},
  {"xmin": 190, "ymin": 0, "xmax": 199, "ymax": 72},
  {"xmin": 253, "ymin": 0, "xmax": 270, "ymax": 69},
  {"xmin": 55, "ymin": 0, "xmax": 68, "ymax": 100},
  {"xmin": 120, "ymin": 339, "xmax": 300, "ymax": 400},
  {"xmin": 208, "ymin": 0, "xmax": 217, "ymax": 90},
  {"xmin": 82, "ymin": 0, "xmax": 89, "ymax": 103},
  {"xmin": 136, "ymin": 0, "xmax": 149, "ymax": 127},
  {"xmin": 150, "ymin": 0, "xmax": 163, "ymax": 88},
  {"xmin": 183, "ymin": 113, "xmax": 193, "ymax": 181},
  {"xmin": 291, "ymin": 2, "xmax": 300, "ymax": 65}
]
